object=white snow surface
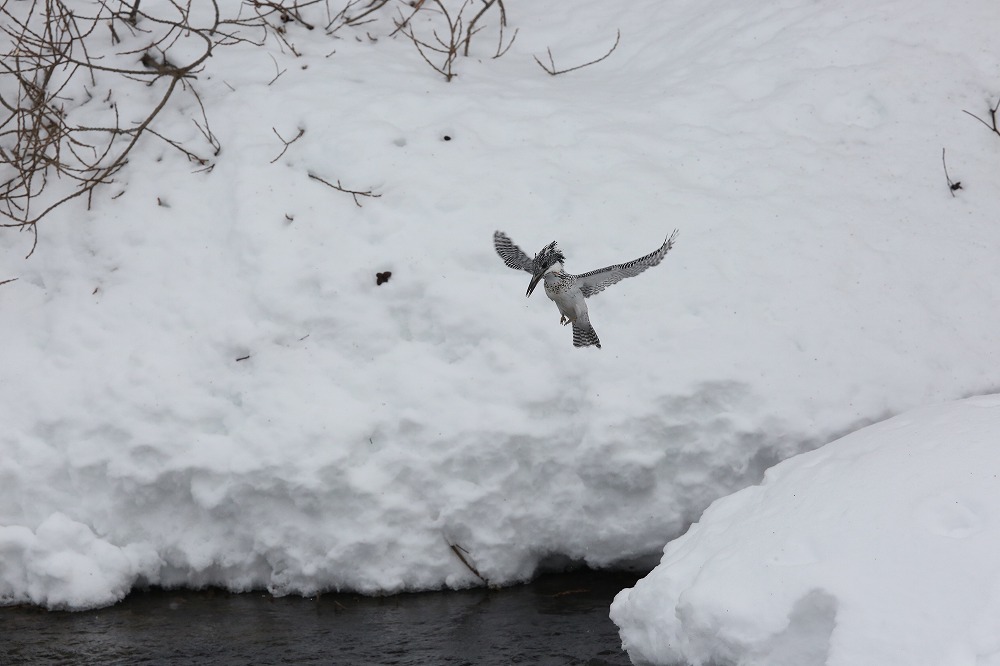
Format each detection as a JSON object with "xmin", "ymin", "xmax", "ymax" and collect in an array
[
  {"xmin": 2, "ymin": 0, "xmax": 1000, "ymax": 610},
  {"xmin": 611, "ymin": 395, "xmax": 1000, "ymax": 666}
]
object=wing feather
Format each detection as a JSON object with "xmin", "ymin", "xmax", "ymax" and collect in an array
[
  {"xmin": 576, "ymin": 229, "xmax": 678, "ymax": 298},
  {"xmin": 493, "ymin": 231, "xmax": 535, "ymax": 273}
]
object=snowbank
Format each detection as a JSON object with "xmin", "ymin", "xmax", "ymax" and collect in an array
[
  {"xmin": 611, "ymin": 395, "xmax": 1000, "ymax": 666},
  {"xmin": 3, "ymin": 0, "xmax": 1000, "ymax": 609}
]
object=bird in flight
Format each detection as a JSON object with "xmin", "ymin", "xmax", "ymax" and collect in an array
[{"xmin": 493, "ymin": 229, "xmax": 679, "ymax": 348}]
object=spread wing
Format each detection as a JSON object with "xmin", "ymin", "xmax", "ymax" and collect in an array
[
  {"xmin": 493, "ymin": 231, "xmax": 535, "ymax": 273},
  {"xmin": 575, "ymin": 229, "xmax": 678, "ymax": 298}
]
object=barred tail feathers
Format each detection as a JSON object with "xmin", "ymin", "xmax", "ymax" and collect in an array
[{"xmin": 572, "ymin": 318, "xmax": 601, "ymax": 348}]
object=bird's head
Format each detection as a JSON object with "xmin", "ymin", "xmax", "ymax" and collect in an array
[{"xmin": 526, "ymin": 241, "xmax": 565, "ymax": 297}]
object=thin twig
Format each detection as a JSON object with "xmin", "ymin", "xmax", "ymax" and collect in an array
[
  {"xmin": 533, "ymin": 29, "xmax": 621, "ymax": 76},
  {"xmin": 962, "ymin": 96, "xmax": 1000, "ymax": 138},
  {"xmin": 343, "ymin": 0, "xmax": 390, "ymax": 27},
  {"xmin": 308, "ymin": 172, "xmax": 381, "ymax": 206},
  {"xmin": 251, "ymin": 0, "xmax": 316, "ymax": 30},
  {"xmin": 267, "ymin": 53, "xmax": 287, "ymax": 85},
  {"xmin": 493, "ymin": 22, "xmax": 517, "ymax": 59},
  {"xmin": 389, "ymin": 1, "xmax": 424, "ymax": 36},
  {"xmin": 145, "ymin": 127, "xmax": 211, "ymax": 164},
  {"xmin": 271, "ymin": 127, "xmax": 305, "ymax": 163},
  {"xmin": 448, "ymin": 543, "xmax": 488, "ymax": 585},
  {"xmin": 190, "ymin": 86, "xmax": 221, "ymax": 158},
  {"xmin": 463, "ymin": 0, "xmax": 495, "ymax": 56},
  {"xmin": 941, "ymin": 148, "xmax": 961, "ymax": 196}
]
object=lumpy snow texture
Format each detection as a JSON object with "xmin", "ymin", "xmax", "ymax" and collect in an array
[
  {"xmin": 2, "ymin": 0, "xmax": 1000, "ymax": 609},
  {"xmin": 611, "ymin": 395, "xmax": 1000, "ymax": 666}
]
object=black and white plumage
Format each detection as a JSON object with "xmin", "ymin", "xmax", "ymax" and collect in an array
[{"xmin": 493, "ymin": 229, "xmax": 679, "ymax": 348}]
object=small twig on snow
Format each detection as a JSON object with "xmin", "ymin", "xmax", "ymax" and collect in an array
[
  {"xmin": 308, "ymin": 172, "xmax": 381, "ymax": 207},
  {"xmin": 962, "ymin": 96, "xmax": 1000, "ymax": 138},
  {"xmin": 342, "ymin": 0, "xmax": 391, "ymax": 28},
  {"xmin": 251, "ymin": 0, "xmax": 316, "ymax": 30},
  {"xmin": 493, "ymin": 20, "xmax": 517, "ymax": 59},
  {"xmin": 0, "ymin": 277, "xmax": 18, "ymax": 288},
  {"xmin": 271, "ymin": 127, "xmax": 305, "ymax": 163},
  {"xmin": 189, "ymin": 85, "xmax": 221, "ymax": 162},
  {"xmin": 267, "ymin": 53, "xmax": 288, "ymax": 85},
  {"xmin": 533, "ymin": 29, "xmax": 621, "ymax": 76},
  {"xmin": 144, "ymin": 127, "xmax": 211, "ymax": 165},
  {"xmin": 448, "ymin": 542, "xmax": 488, "ymax": 585},
  {"xmin": 389, "ymin": 0, "xmax": 432, "ymax": 37},
  {"xmin": 941, "ymin": 148, "xmax": 962, "ymax": 196}
]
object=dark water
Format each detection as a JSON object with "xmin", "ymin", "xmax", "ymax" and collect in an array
[{"xmin": 0, "ymin": 570, "xmax": 641, "ymax": 665}]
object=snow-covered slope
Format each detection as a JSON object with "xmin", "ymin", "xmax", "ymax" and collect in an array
[
  {"xmin": 2, "ymin": 0, "xmax": 1000, "ymax": 609},
  {"xmin": 611, "ymin": 395, "xmax": 1000, "ymax": 666}
]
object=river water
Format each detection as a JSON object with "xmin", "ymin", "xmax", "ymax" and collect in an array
[{"xmin": 1, "ymin": 570, "xmax": 642, "ymax": 665}]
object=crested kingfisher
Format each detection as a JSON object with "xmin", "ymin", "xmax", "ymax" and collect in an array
[{"xmin": 493, "ymin": 229, "xmax": 679, "ymax": 348}]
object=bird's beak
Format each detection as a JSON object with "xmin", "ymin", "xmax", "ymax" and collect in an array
[{"xmin": 526, "ymin": 272, "xmax": 543, "ymax": 297}]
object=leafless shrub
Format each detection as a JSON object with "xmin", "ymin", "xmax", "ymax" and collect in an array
[
  {"xmin": 462, "ymin": 0, "xmax": 513, "ymax": 57},
  {"xmin": 0, "ymin": 0, "xmax": 224, "ymax": 256},
  {"xmin": 533, "ymin": 29, "xmax": 620, "ymax": 76},
  {"xmin": 0, "ymin": 0, "xmax": 525, "ymax": 256},
  {"xmin": 233, "ymin": 0, "xmax": 516, "ymax": 77},
  {"xmin": 393, "ymin": 0, "xmax": 514, "ymax": 82},
  {"xmin": 230, "ymin": 0, "xmax": 317, "ymax": 55},
  {"xmin": 394, "ymin": 0, "xmax": 465, "ymax": 81}
]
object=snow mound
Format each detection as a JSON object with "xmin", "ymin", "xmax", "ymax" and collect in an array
[
  {"xmin": 0, "ymin": 513, "xmax": 156, "ymax": 610},
  {"xmin": 611, "ymin": 395, "xmax": 1000, "ymax": 666}
]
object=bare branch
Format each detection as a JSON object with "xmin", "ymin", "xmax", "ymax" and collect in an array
[
  {"xmin": 533, "ymin": 29, "xmax": 621, "ymax": 76},
  {"xmin": 962, "ymin": 96, "xmax": 1000, "ymax": 138},
  {"xmin": 493, "ymin": 21, "xmax": 517, "ymax": 59},
  {"xmin": 941, "ymin": 148, "xmax": 962, "ymax": 197},
  {"xmin": 448, "ymin": 542, "xmax": 488, "ymax": 586},
  {"xmin": 271, "ymin": 126, "xmax": 305, "ymax": 163},
  {"xmin": 389, "ymin": 1, "xmax": 425, "ymax": 37},
  {"xmin": 0, "ymin": 0, "xmax": 224, "ymax": 255},
  {"xmin": 463, "ymin": 0, "xmax": 496, "ymax": 57},
  {"xmin": 395, "ymin": 19, "xmax": 455, "ymax": 80},
  {"xmin": 267, "ymin": 53, "xmax": 287, "ymax": 85},
  {"xmin": 144, "ymin": 127, "xmax": 211, "ymax": 164},
  {"xmin": 342, "ymin": 0, "xmax": 391, "ymax": 29},
  {"xmin": 189, "ymin": 85, "xmax": 221, "ymax": 157},
  {"xmin": 392, "ymin": 0, "xmax": 512, "ymax": 79},
  {"xmin": 250, "ymin": 0, "xmax": 317, "ymax": 30},
  {"xmin": 308, "ymin": 172, "xmax": 381, "ymax": 207}
]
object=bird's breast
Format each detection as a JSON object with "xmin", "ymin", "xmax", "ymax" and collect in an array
[{"xmin": 543, "ymin": 276, "xmax": 571, "ymax": 296}]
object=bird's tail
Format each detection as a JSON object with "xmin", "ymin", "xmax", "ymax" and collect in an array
[{"xmin": 572, "ymin": 319, "xmax": 601, "ymax": 348}]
